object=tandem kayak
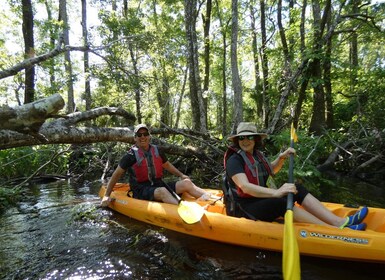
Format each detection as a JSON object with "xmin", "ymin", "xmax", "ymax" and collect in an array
[{"xmin": 99, "ymin": 183, "xmax": 385, "ymax": 263}]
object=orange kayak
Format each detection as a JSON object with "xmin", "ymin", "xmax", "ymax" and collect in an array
[{"xmin": 99, "ymin": 183, "xmax": 385, "ymax": 263}]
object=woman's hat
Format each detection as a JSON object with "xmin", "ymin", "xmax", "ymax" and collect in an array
[{"xmin": 227, "ymin": 122, "xmax": 268, "ymax": 141}]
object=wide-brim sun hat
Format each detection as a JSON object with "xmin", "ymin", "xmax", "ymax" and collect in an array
[{"xmin": 227, "ymin": 122, "xmax": 268, "ymax": 141}]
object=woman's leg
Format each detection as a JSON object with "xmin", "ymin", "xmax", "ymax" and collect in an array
[
  {"xmin": 293, "ymin": 205, "xmax": 330, "ymax": 225},
  {"xmin": 300, "ymin": 193, "xmax": 346, "ymax": 227}
]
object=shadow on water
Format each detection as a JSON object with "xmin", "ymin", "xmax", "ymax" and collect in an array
[{"xmin": 0, "ymin": 179, "xmax": 385, "ymax": 280}]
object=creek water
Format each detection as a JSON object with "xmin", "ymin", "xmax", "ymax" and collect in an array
[{"xmin": 1, "ymin": 179, "xmax": 385, "ymax": 280}]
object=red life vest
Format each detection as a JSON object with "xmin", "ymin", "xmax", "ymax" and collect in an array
[
  {"xmin": 131, "ymin": 145, "xmax": 163, "ymax": 184},
  {"xmin": 224, "ymin": 146, "xmax": 272, "ymax": 198}
]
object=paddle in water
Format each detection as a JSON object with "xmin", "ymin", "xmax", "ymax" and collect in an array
[
  {"xmin": 162, "ymin": 181, "xmax": 205, "ymax": 224},
  {"xmin": 282, "ymin": 123, "xmax": 300, "ymax": 280}
]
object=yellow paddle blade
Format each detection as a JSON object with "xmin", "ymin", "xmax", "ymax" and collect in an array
[
  {"xmin": 178, "ymin": 201, "xmax": 205, "ymax": 224},
  {"xmin": 290, "ymin": 123, "xmax": 298, "ymax": 143},
  {"xmin": 283, "ymin": 210, "xmax": 301, "ymax": 280}
]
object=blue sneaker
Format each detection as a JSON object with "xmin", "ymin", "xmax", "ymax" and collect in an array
[
  {"xmin": 346, "ymin": 206, "xmax": 368, "ymax": 226},
  {"xmin": 346, "ymin": 223, "xmax": 367, "ymax": 231}
]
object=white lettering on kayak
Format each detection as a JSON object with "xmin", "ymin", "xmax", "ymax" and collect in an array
[
  {"xmin": 300, "ymin": 230, "xmax": 369, "ymax": 245},
  {"xmin": 116, "ymin": 199, "xmax": 128, "ymax": 205}
]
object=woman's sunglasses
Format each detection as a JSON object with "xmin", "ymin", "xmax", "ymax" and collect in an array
[
  {"xmin": 136, "ymin": 132, "xmax": 150, "ymax": 137},
  {"xmin": 238, "ymin": 135, "xmax": 255, "ymax": 140}
]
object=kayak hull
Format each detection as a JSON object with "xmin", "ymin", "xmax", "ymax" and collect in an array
[{"xmin": 99, "ymin": 183, "xmax": 385, "ymax": 263}]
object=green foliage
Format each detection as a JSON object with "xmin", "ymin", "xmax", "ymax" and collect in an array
[
  {"xmin": 0, "ymin": 0, "xmax": 384, "ymax": 195},
  {"xmin": 333, "ymin": 66, "xmax": 385, "ymax": 130},
  {"xmin": 70, "ymin": 203, "xmax": 98, "ymax": 223},
  {"xmin": 267, "ymin": 129, "xmax": 338, "ymax": 197},
  {"xmin": 0, "ymin": 186, "xmax": 21, "ymax": 213},
  {"xmin": 0, "ymin": 146, "xmax": 71, "ymax": 181}
]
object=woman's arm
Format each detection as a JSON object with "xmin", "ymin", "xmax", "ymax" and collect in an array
[
  {"xmin": 232, "ymin": 173, "xmax": 296, "ymax": 198},
  {"xmin": 270, "ymin": 147, "xmax": 296, "ymax": 174}
]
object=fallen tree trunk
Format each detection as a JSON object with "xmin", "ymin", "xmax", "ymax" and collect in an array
[
  {"xmin": 0, "ymin": 93, "xmax": 65, "ymax": 132},
  {"xmin": 0, "ymin": 127, "xmax": 136, "ymax": 150},
  {"xmin": 0, "ymin": 94, "xmax": 137, "ymax": 149},
  {"xmin": 0, "ymin": 95, "xmax": 220, "ymax": 167}
]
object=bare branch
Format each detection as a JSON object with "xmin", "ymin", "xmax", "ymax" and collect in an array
[{"xmin": 0, "ymin": 36, "xmax": 144, "ymax": 80}]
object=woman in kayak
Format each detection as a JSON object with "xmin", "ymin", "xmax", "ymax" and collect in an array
[
  {"xmin": 225, "ymin": 122, "xmax": 368, "ymax": 230},
  {"xmin": 101, "ymin": 123, "xmax": 210, "ymax": 207}
]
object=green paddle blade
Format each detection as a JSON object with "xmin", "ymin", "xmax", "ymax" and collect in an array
[{"xmin": 178, "ymin": 201, "xmax": 205, "ymax": 224}]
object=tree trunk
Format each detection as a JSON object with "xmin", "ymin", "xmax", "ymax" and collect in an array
[
  {"xmin": 260, "ymin": 0, "xmax": 270, "ymax": 128},
  {"xmin": 309, "ymin": 0, "xmax": 327, "ymax": 135},
  {"xmin": 0, "ymin": 94, "xmax": 136, "ymax": 149},
  {"xmin": 269, "ymin": 0, "xmax": 294, "ymax": 132},
  {"xmin": 250, "ymin": 1, "xmax": 262, "ymax": 119},
  {"xmin": 324, "ymin": 4, "xmax": 334, "ymax": 129},
  {"xmin": 59, "ymin": 0, "xmax": 75, "ymax": 113},
  {"xmin": 350, "ymin": 0, "xmax": 360, "ymax": 119},
  {"xmin": 215, "ymin": 0, "xmax": 229, "ymax": 137},
  {"xmin": 231, "ymin": 0, "xmax": 243, "ymax": 133},
  {"xmin": 174, "ymin": 67, "xmax": 188, "ymax": 128},
  {"xmin": 0, "ymin": 94, "xmax": 65, "ymax": 132},
  {"xmin": 184, "ymin": 0, "xmax": 207, "ymax": 132},
  {"xmin": 22, "ymin": 0, "xmax": 35, "ymax": 104},
  {"xmin": 129, "ymin": 45, "xmax": 142, "ymax": 124},
  {"xmin": 160, "ymin": 73, "xmax": 171, "ymax": 126},
  {"xmin": 202, "ymin": 0, "xmax": 212, "ymax": 128},
  {"xmin": 82, "ymin": 0, "xmax": 92, "ymax": 111},
  {"xmin": 152, "ymin": 2, "xmax": 171, "ymax": 127},
  {"xmin": 293, "ymin": 0, "xmax": 308, "ymax": 129},
  {"xmin": 44, "ymin": 0, "xmax": 57, "ymax": 89}
]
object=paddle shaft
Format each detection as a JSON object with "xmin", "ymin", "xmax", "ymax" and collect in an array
[
  {"xmin": 162, "ymin": 180, "xmax": 182, "ymax": 204},
  {"xmin": 282, "ymin": 123, "xmax": 301, "ymax": 280},
  {"xmin": 286, "ymin": 137, "xmax": 295, "ymax": 211}
]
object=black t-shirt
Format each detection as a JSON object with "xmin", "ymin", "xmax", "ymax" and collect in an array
[
  {"xmin": 226, "ymin": 154, "xmax": 246, "ymax": 179},
  {"xmin": 226, "ymin": 151, "xmax": 271, "ymax": 188}
]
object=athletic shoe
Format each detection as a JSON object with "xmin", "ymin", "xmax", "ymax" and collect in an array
[
  {"xmin": 346, "ymin": 223, "xmax": 367, "ymax": 231},
  {"xmin": 346, "ymin": 206, "xmax": 368, "ymax": 226}
]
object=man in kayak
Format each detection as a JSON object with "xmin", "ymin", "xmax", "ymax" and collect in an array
[
  {"xmin": 101, "ymin": 124, "xmax": 210, "ymax": 207},
  {"xmin": 224, "ymin": 122, "xmax": 368, "ymax": 231}
]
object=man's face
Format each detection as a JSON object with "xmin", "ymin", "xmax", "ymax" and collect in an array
[{"xmin": 135, "ymin": 128, "xmax": 150, "ymax": 149}]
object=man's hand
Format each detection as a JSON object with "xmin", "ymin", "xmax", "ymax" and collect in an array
[
  {"xmin": 180, "ymin": 174, "xmax": 190, "ymax": 180},
  {"xmin": 101, "ymin": 195, "xmax": 114, "ymax": 207}
]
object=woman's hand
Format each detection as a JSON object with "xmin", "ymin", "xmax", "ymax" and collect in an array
[
  {"xmin": 279, "ymin": 147, "xmax": 296, "ymax": 160},
  {"xmin": 273, "ymin": 183, "xmax": 297, "ymax": 198}
]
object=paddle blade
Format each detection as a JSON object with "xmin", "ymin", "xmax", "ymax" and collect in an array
[
  {"xmin": 283, "ymin": 210, "xmax": 300, "ymax": 280},
  {"xmin": 290, "ymin": 123, "xmax": 298, "ymax": 143},
  {"xmin": 178, "ymin": 201, "xmax": 205, "ymax": 224}
]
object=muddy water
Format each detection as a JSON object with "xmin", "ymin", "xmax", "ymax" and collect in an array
[{"xmin": 1, "ymin": 180, "xmax": 384, "ymax": 280}]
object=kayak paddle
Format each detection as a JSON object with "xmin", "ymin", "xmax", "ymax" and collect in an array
[
  {"xmin": 282, "ymin": 123, "xmax": 300, "ymax": 280},
  {"xmin": 162, "ymin": 181, "xmax": 205, "ymax": 224}
]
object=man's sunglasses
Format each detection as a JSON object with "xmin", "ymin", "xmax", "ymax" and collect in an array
[
  {"xmin": 238, "ymin": 135, "xmax": 254, "ymax": 140},
  {"xmin": 136, "ymin": 132, "xmax": 150, "ymax": 137}
]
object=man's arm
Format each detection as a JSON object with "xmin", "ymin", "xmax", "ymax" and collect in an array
[
  {"xmin": 101, "ymin": 166, "xmax": 125, "ymax": 207},
  {"xmin": 162, "ymin": 161, "xmax": 187, "ymax": 179}
]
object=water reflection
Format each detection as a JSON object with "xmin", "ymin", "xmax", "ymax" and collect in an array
[{"xmin": 0, "ymin": 180, "xmax": 384, "ymax": 280}]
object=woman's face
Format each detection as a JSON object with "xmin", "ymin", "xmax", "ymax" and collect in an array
[{"xmin": 238, "ymin": 135, "xmax": 255, "ymax": 154}]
